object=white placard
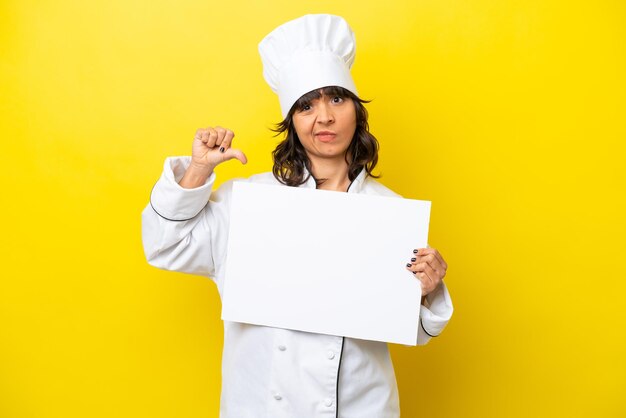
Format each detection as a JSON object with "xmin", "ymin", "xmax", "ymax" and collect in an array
[{"xmin": 221, "ymin": 181, "xmax": 431, "ymax": 345}]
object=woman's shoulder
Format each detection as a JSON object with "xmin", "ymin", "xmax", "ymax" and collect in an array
[
  {"xmin": 215, "ymin": 172, "xmax": 280, "ymax": 193},
  {"xmin": 247, "ymin": 172, "xmax": 281, "ymax": 185},
  {"xmin": 361, "ymin": 176, "xmax": 403, "ymax": 198}
]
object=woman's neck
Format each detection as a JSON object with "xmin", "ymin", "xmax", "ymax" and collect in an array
[{"xmin": 309, "ymin": 156, "xmax": 351, "ymax": 192}]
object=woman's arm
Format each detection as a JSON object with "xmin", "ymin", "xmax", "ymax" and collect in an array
[
  {"xmin": 416, "ymin": 281, "xmax": 453, "ymax": 344},
  {"xmin": 141, "ymin": 127, "xmax": 246, "ymax": 293}
]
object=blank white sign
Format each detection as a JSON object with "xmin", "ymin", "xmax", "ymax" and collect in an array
[{"xmin": 221, "ymin": 181, "xmax": 431, "ymax": 345}]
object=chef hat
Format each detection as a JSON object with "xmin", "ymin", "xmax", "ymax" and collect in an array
[{"xmin": 258, "ymin": 14, "xmax": 358, "ymax": 119}]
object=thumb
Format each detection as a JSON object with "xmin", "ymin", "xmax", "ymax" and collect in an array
[{"xmin": 222, "ymin": 148, "xmax": 248, "ymax": 165}]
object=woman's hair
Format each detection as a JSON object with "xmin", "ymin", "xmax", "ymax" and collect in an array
[{"xmin": 271, "ymin": 85, "xmax": 380, "ymax": 187}]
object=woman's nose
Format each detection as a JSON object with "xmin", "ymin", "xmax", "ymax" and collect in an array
[{"xmin": 316, "ymin": 102, "xmax": 335, "ymax": 124}]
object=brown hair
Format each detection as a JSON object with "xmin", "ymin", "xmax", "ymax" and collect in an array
[{"xmin": 271, "ymin": 86, "xmax": 380, "ymax": 187}]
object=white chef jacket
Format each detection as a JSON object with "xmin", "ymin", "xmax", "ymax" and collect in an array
[{"xmin": 142, "ymin": 156, "xmax": 453, "ymax": 418}]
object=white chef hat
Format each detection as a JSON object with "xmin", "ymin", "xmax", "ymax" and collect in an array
[{"xmin": 258, "ymin": 14, "xmax": 358, "ymax": 119}]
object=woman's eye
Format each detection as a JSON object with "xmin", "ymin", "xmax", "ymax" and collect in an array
[
  {"xmin": 332, "ymin": 96, "xmax": 344, "ymax": 103},
  {"xmin": 300, "ymin": 104, "xmax": 311, "ymax": 111}
]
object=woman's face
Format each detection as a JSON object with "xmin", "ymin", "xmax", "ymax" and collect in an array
[{"xmin": 292, "ymin": 91, "xmax": 357, "ymax": 163}]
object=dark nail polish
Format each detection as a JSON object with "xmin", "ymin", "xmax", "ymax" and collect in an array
[
  {"xmin": 406, "ymin": 263, "xmax": 412, "ymax": 267},
  {"xmin": 411, "ymin": 258, "xmax": 416, "ymax": 262},
  {"xmin": 413, "ymin": 249, "xmax": 418, "ymax": 254},
  {"xmin": 220, "ymin": 147, "xmax": 225, "ymax": 153}
]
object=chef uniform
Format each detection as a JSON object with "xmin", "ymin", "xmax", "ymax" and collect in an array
[{"xmin": 142, "ymin": 14, "xmax": 453, "ymax": 418}]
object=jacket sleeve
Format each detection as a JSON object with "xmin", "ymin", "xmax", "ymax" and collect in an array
[
  {"xmin": 141, "ymin": 156, "xmax": 234, "ymax": 294},
  {"xmin": 416, "ymin": 281, "xmax": 453, "ymax": 345}
]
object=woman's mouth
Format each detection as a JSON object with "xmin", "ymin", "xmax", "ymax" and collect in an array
[{"xmin": 315, "ymin": 131, "xmax": 336, "ymax": 142}]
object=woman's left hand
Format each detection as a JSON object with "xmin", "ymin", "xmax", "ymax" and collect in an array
[{"xmin": 405, "ymin": 248, "xmax": 448, "ymax": 297}]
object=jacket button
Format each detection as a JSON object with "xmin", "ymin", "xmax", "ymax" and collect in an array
[
  {"xmin": 274, "ymin": 393, "xmax": 282, "ymax": 401},
  {"xmin": 324, "ymin": 398, "xmax": 334, "ymax": 407},
  {"xmin": 327, "ymin": 350, "xmax": 335, "ymax": 359},
  {"xmin": 278, "ymin": 345, "xmax": 286, "ymax": 351}
]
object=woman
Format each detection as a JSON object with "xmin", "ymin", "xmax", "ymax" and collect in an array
[{"xmin": 142, "ymin": 14, "xmax": 453, "ymax": 417}]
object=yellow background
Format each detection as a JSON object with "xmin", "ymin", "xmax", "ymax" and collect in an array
[{"xmin": 1, "ymin": 0, "xmax": 625, "ymax": 417}]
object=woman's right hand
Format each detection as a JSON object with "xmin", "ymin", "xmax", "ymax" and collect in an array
[
  {"xmin": 192, "ymin": 126, "xmax": 248, "ymax": 172},
  {"xmin": 179, "ymin": 126, "xmax": 248, "ymax": 189}
]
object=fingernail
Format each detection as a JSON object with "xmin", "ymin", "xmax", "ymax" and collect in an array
[
  {"xmin": 413, "ymin": 249, "xmax": 418, "ymax": 254},
  {"xmin": 411, "ymin": 258, "xmax": 416, "ymax": 262},
  {"xmin": 406, "ymin": 263, "xmax": 412, "ymax": 267},
  {"xmin": 220, "ymin": 147, "xmax": 225, "ymax": 153}
]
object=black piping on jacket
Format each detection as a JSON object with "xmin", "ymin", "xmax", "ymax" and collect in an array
[{"xmin": 335, "ymin": 336, "xmax": 345, "ymax": 418}]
